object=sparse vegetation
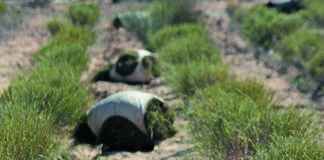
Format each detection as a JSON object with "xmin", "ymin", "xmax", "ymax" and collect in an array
[
  {"xmin": 0, "ymin": 0, "xmax": 6, "ymax": 16},
  {"xmin": 0, "ymin": 2, "xmax": 99, "ymax": 159},
  {"xmin": 240, "ymin": 5, "xmax": 303, "ymax": 48},
  {"xmin": 67, "ymin": 3, "xmax": 100, "ymax": 27}
]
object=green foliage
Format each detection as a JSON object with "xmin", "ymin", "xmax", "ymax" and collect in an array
[
  {"xmin": 0, "ymin": 102, "xmax": 56, "ymax": 160},
  {"xmin": 46, "ymin": 20, "xmax": 65, "ymax": 35},
  {"xmin": 242, "ymin": 5, "xmax": 303, "ymax": 48},
  {"xmin": 158, "ymin": 34, "xmax": 221, "ymax": 66},
  {"xmin": 2, "ymin": 63, "xmax": 91, "ymax": 125},
  {"xmin": 142, "ymin": 56, "xmax": 161, "ymax": 78},
  {"xmin": 0, "ymin": 0, "xmax": 6, "ymax": 16},
  {"xmin": 164, "ymin": 59, "xmax": 228, "ymax": 96},
  {"xmin": 115, "ymin": 0, "xmax": 196, "ymax": 42},
  {"xmin": 188, "ymin": 84, "xmax": 323, "ymax": 158},
  {"xmin": 302, "ymin": 0, "xmax": 324, "ymax": 25},
  {"xmin": 33, "ymin": 42, "xmax": 89, "ymax": 73},
  {"xmin": 147, "ymin": 23, "xmax": 206, "ymax": 50},
  {"xmin": 276, "ymin": 29, "xmax": 324, "ymax": 66},
  {"xmin": 67, "ymin": 3, "xmax": 100, "ymax": 27},
  {"xmin": 115, "ymin": 11, "xmax": 152, "ymax": 42},
  {"xmin": 307, "ymin": 49, "xmax": 324, "ymax": 81},
  {"xmin": 254, "ymin": 135, "xmax": 324, "ymax": 160},
  {"xmin": 148, "ymin": 0, "xmax": 197, "ymax": 33},
  {"xmin": 144, "ymin": 98, "xmax": 177, "ymax": 143}
]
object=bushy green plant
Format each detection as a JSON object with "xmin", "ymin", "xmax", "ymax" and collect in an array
[
  {"xmin": 2, "ymin": 63, "xmax": 91, "ymax": 125},
  {"xmin": 114, "ymin": 11, "xmax": 152, "ymax": 42},
  {"xmin": 302, "ymin": 0, "xmax": 324, "ymax": 25},
  {"xmin": 276, "ymin": 29, "xmax": 324, "ymax": 66},
  {"xmin": 0, "ymin": 102, "xmax": 56, "ymax": 160},
  {"xmin": 157, "ymin": 34, "xmax": 221, "ymax": 65},
  {"xmin": 0, "ymin": 0, "xmax": 6, "ymax": 16},
  {"xmin": 254, "ymin": 135, "xmax": 324, "ymax": 160},
  {"xmin": 163, "ymin": 60, "xmax": 228, "ymax": 96},
  {"xmin": 242, "ymin": 5, "xmax": 303, "ymax": 48},
  {"xmin": 188, "ymin": 84, "xmax": 323, "ymax": 158},
  {"xmin": 147, "ymin": 23, "xmax": 206, "ymax": 50},
  {"xmin": 142, "ymin": 56, "xmax": 161, "ymax": 78},
  {"xmin": 307, "ymin": 50, "xmax": 324, "ymax": 81},
  {"xmin": 67, "ymin": 3, "xmax": 100, "ymax": 27},
  {"xmin": 33, "ymin": 42, "xmax": 89, "ymax": 73},
  {"xmin": 149, "ymin": 0, "xmax": 196, "ymax": 33},
  {"xmin": 46, "ymin": 20, "xmax": 65, "ymax": 35}
]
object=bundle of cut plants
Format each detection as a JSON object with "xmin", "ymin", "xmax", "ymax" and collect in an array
[
  {"xmin": 72, "ymin": 91, "xmax": 176, "ymax": 152},
  {"xmin": 92, "ymin": 49, "xmax": 160, "ymax": 84}
]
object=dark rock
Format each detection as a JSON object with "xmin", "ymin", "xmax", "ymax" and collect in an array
[{"xmin": 266, "ymin": 0, "xmax": 303, "ymax": 13}]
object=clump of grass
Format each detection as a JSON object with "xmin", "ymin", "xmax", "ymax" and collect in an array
[
  {"xmin": 241, "ymin": 5, "xmax": 303, "ymax": 48},
  {"xmin": 33, "ymin": 42, "xmax": 89, "ymax": 73},
  {"xmin": 163, "ymin": 59, "xmax": 228, "ymax": 96},
  {"xmin": 142, "ymin": 56, "xmax": 161, "ymax": 79},
  {"xmin": 144, "ymin": 98, "xmax": 177, "ymax": 143},
  {"xmin": 302, "ymin": 0, "xmax": 324, "ymax": 25},
  {"xmin": 188, "ymin": 83, "xmax": 323, "ymax": 159},
  {"xmin": 2, "ymin": 63, "xmax": 91, "ymax": 125},
  {"xmin": 157, "ymin": 34, "xmax": 221, "ymax": 65},
  {"xmin": 0, "ymin": 0, "xmax": 6, "ymax": 16},
  {"xmin": 0, "ymin": 102, "xmax": 56, "ymax": 160},
  {"xmin": 307, "ymin": 49, "xmax": 324, "ymax": 81},
  {"xmin": 46, "ymin": 20, "xmax": 65, "ymax": 35},
  {"xmin": 147, "ymin": 23, "xmax": 206, "ymax": 50},
  {"xmin": 276, "ymin": 29, "xmax": 324, "ymax": 66},
  {"xmin": 67, "ymin": 3, "xmax": 100, "ymax": 27}
]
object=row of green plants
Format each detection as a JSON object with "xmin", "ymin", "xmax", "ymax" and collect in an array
[
  {"xmin": 117, "ymin": 0, "xmax": 324, "ymax": 159},
  {"xmin": 0, "ymin": 3, "xmax": 99, "ymax": 159},
  {"xmin": 232, "ymin": 0, "xmax": 324, "ymax": 97}
]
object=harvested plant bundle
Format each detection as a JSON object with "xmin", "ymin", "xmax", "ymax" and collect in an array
[
  {"xmin": 92, "ymin": 49, "xmax": 160, "ymax": 84},
  {"xmin": 72, "ymin": 91, "xmax": 176, "ymax": 152}
]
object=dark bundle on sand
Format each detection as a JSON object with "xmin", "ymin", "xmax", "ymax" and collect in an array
[
  {"xmin": 72, "ymin": 92, "xmax": 176, "ymax": 153},
  {"xmin": 91, "ymin": 50, "xmax": 160, "ymax": 84},
  {"xmin": 266, "ymin": 0, "xmax": 303, "ymax": 13}
]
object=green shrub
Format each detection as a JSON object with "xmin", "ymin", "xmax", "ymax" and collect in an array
[
  {"xmin": 0, "ymin": 103, "xmax": 56, "ymax": 159},
  {"xmin": 275, "ymin": 29, "xmax": 324, "ymax": 66},
  {"xmin": 114, "ymin": 11, "xmax": 152, "ymax": 42},
  {"xmin": 2, "ymin": 63, "xmax": 91, "ymax": 125},
  {"xmin": 149, "ymin": 0, "xmax": 197, "ymax": 33},
  {"xmin": 142, "ymin": 56, "xmax": 161, "ymax": 78},
  {"xmin": 302, "ymin": 0, "xmax": 324, "ymax": 25},
  {"xmin": 158, "ymin": 34, "xmax": 221, "ymax": 66},
  {"xmin": 307, "ymin": 49, "xmax": 324, "ymax": 81},
  {"xmin": 147, "ymin": 23, "xmax": 206, "ymax": 50},
  {"xmin": 33, "ymin": 42, "xmax": 89, "ymax": 73},
  {"xmin": 188, "ymin": 83, "xmax": 323, "ymax": 158},
  {"xmin": 46, "ymin": 20, "xmax": 65, "ymax": 35},
  {"xmin": 36, "ymin": 26, "xmax": 93, "ymax": 56},
  {"xmin": 242, "ymin": 5, "xmax": 303, "ymax": 48},
  {"xmin": 163, "ymin": 57, "xmax": 227, "ymax": 96},
  {"xmin": 255, "ymin": 135, "xmax": 324, "ymax": 160},
  {"xmin": 0, "ymin": 0, "xmax": 6, "ymax": 16},
  {"xmin": 67, "ymin": 3, "xmax": 100, "ymax": 27}
]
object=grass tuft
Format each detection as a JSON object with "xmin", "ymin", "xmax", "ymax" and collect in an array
[{"xmin": 67, "ymin": 3, "xmax": 100, "ymax": 27}]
